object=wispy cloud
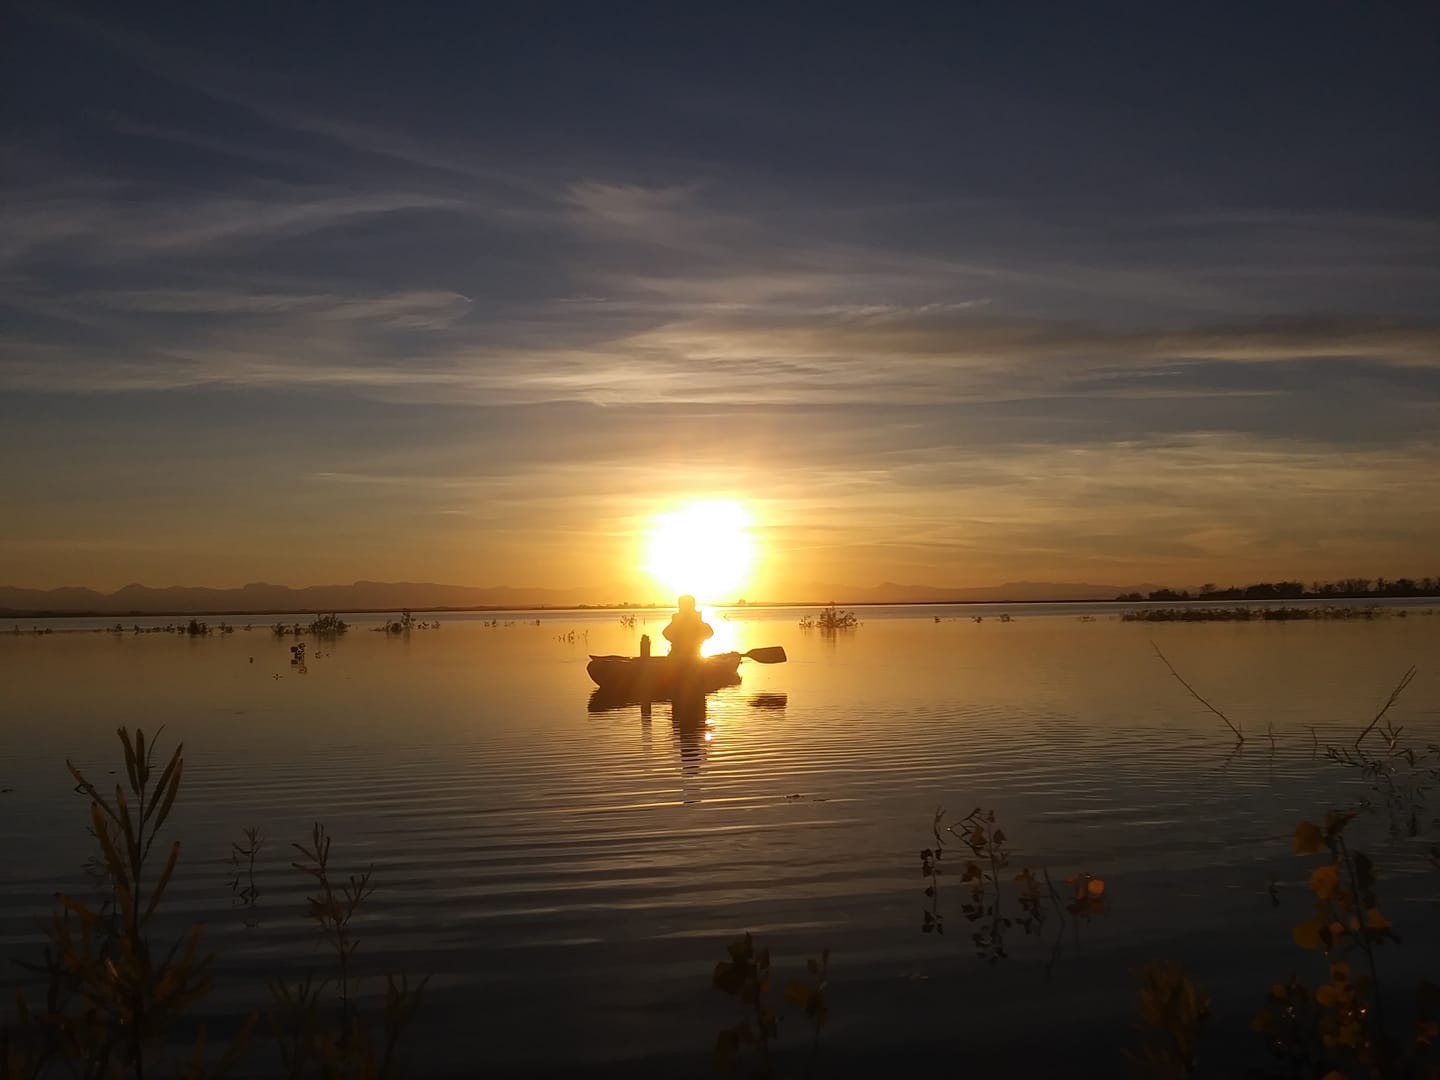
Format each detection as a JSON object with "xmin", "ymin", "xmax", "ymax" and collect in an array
[{"xmin": 5, "ymin": 4, "xmax": 1439, "ymax": 589}]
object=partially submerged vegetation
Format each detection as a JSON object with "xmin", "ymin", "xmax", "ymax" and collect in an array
[
  {"xmin": 372, "ymin": 610, "xmax": 440, "ymax": 634},
  {"xmin": 1, "ymin": 727, "xmax": 428, "ymax": 1079},
  {"xmin": 272, "ymin": 613, "xmax": 349, "ymax": 637},
  {"xmin": 1123, "ymin": 605, "xmax": 1427, "ymax": 622},
  {"xmin": 798, "ymin": 604, "xmax": 859, "ymax": 632},
  {"xmin": 1119, "ymin": 576, "xmax": 1440, "ymax": 603}
]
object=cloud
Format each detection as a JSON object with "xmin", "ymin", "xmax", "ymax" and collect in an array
[
  {"xmin": 84, "ymin": 287, "xmax": 473, "ymax": 328},
  {"xmin": 4, "ymin": 295, "xmax": 1439, "ymax": 421},
  {"xmin": 0, "ymin": 184, "xmax": 464, "ymax": 267}
]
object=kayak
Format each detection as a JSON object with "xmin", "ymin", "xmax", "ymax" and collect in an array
[{"xmin": 586, "ymin": 652, "xmax": 743, "ymax": 697}]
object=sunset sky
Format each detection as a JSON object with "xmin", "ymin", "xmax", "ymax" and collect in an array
[{"xmin": 3, "ymin": 5, "xmax": 1438, "ymax": 600}]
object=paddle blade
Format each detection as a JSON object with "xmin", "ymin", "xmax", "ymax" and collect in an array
[{"xmin": 744, "ymin": 646, "xmax": 787, "ymax": 664}]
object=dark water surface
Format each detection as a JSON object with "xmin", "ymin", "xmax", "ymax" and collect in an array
[{"xmin": 3, "ymin": 605, "xmax": 1439, "ymax": 1076}]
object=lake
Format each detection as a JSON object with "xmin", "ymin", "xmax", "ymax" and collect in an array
[{"xmin": 3, "ymin": 603, "xmax": 1439, "ymax": 1076}]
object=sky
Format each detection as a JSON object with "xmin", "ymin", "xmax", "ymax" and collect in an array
[{"xmin": 2, "ymin": 3, "xmax": 1438, "ymax": 599}]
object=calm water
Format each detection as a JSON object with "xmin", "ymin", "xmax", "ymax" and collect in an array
[{"xmin": 3, "ymin": 605, "xmax": 1439, "ymax": 1076}]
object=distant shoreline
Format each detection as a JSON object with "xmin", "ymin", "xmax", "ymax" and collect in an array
[
  {"xmin": 0, "ymin": 598, "xmax": 1107, "ymax": 619},
  {"xmin": 4, "ymin": 595, "xmax": 1437, "ymax": 621}
]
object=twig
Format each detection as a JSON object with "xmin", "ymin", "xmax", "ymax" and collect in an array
[
  {"xmin": 1353, "ymin": 666, "xmax": 1418, "ymax": 750},
  {"xmin": 1150, "ymin": 642, "xmax": 1244, "ymax": 743}
]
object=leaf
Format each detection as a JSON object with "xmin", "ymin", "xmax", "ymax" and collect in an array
[
  {"xmin": 146, "ymin": 748, "xmax": 183, "ymax": 827},
  {"xmin": 783, "ymin": 982, "xmax": 812, "ymax": 1008},
  {"xmin": 1293, "ymin": 918, "xmax": 1327, "ymax": 950},
  {"xmin": 1086, "ymin": 878, "xmax": 1105, "ymax": 897},
  {"xmin": 1294, "ymin": 821, "xmax": 1325, "ymax": 855},
  {"xmin": 144, "ymin": 840, "xmax": 181, "ymax": 923},
  {"xmin": 120, "ymin": 728, "xmax": 141, "ymax": 794},
  {"xmin": 1316, "ymin": 984, "xmax": 1342, "ymax": 1006},
  {"xmin": 1310, "ymin": 863, "xmax": 1341, "ymax": 900},
  {"xmin": 1323, "ymin": 809, "xmax": 1357, "ymax": 838},
  {"xmin": 1365, "ymin": 908, "xmax": 1390, "ymax": 930}
]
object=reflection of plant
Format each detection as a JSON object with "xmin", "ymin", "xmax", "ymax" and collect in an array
[
  {"xmin": 712, "ymin": 933, "xmax": 827, "ymax": 1078},
  {"xmin": 227, "ymin": 825, "xmax": 264, "ymax": 919},
  {"xmin": 1130, "ymin": 961, "xmax": 1212, "ymax": 1078}
]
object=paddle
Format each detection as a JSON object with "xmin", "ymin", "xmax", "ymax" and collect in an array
[{"xmin": 741, "ymin": 645, "xmax": 787, "ymax": 664}]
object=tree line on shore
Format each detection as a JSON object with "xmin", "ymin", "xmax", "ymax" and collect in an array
[{"xmin": 1117, "ymin": 577, "xmax": 1440, "ymax": 603}]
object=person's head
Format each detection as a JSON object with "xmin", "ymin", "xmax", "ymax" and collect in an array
[{"xmin": 678, "ymin": 594, "xmax": 697, "ymax": 612}]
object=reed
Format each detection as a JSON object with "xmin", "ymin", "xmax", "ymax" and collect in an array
[
  {"xmin": 4, "ymin": 727, "xmax": 229, "ymax": 1078},
  {"xmin": 2, "ymin": 729, "xmax": 428, "ymax": 1080}
]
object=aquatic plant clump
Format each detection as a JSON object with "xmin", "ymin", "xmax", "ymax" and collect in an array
[
  {"xmin": 271, "ymin": 613, "xmax": 350, "ymax": 637},
  {"xmin": 799, "ymin": 604, "xmax": 859, "ymax": 632},
  {"xmin": 373, "ymin": 609, "xmax": 441, "ymax": 634}
]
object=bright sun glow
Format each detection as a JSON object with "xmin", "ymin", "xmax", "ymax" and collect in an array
[{"xmin": 645, "ymin": 500, "xmax": 754, "ymax": 603}]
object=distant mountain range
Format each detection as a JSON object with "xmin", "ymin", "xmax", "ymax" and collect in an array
[{"xmin": 0, "ymin": 579, "xmax": 1163, "ymax": 616}]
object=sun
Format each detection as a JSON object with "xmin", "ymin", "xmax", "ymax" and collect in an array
[{"xmin": 645, "ymin": 500, "xmax": 755, "ymax": 604}]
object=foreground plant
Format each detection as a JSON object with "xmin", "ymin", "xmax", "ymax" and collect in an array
[
  {"xmin": 1247, "ymin": 811, "xmax": 1439, "ymax": 1079},
  {"xmin": 712, "ymin": 934, "xmax": 828, "ymax": 1078},
  {"xmin": 2, "ymin": 732, "xmax": 427, "ymax": 1080},
  {"xmin": 921, "ymin": 806, "xmax": 1105, "ymax": 972},
  {"xmin": 4, "ymin": 727, "xmax": 250, "ymax": 1078},
  {"xmin": 266, "ymin": 823, "xmax": 428, "ymax": 1079}
]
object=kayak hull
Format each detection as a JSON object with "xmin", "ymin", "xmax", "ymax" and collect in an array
[{"xmin": 586, "ymin": 652, "xmax": 742, "ymax": 698}]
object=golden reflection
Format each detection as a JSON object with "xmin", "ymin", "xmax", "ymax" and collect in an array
[
  {"xmin": 703, "ymin": 615, "xmax": 743, "ymax": 655},
  {"xmin": 644, "ymin": 500, "xmax": 754, "ymax": 603}
]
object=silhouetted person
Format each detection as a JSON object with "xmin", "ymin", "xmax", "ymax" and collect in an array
[{"xmin": 662, "ymin": 594, "xmax": 713, "ymax": 658}]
